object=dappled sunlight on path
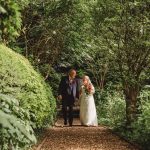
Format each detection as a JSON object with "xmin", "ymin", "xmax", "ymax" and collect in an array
[{"xmin": 33, "ymin": 118, "xmax": 139, "ymax": 150}]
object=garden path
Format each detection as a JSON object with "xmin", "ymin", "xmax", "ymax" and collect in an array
[{"xmin": 33, "ymin": 118, "xmax": 140, "ymax": 150}]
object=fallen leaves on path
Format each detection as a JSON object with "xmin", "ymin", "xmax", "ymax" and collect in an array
[{"xmin": 33, "ymin": 118, "xmax": 139, "ymax": 150}]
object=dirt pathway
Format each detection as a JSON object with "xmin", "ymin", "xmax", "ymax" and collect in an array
[{"xmin": 33, "ymin": 118, "xmax": 139, "ymax": 150}]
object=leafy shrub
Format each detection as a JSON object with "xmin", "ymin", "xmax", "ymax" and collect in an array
[
  {"xmin": 132, "ymin": 104, "xmax": 150, "ymax": 149},
  {"xmin": 0, "ymin": 94, "xmax": 36, "ymax": 150},
  {"xmin": 131, "ymin": 87, "xmax": 150, "ymax": 149},
  {"xmin": 97, "ymin": 86, "xmax": 150, "ymax": 149},
  {"xmin": 0, "ymin": 44, "xmax": 56, "ymax": 128},
  {"xmin": 95, "ymin": 88, "xmax": 126, "ymax": 127},
  {"xmin": 0, "ymin": 0, "xmax": 30, "ymax": 43},
  {"xmin": 0, "ymin": 1, "xmax": 20, "ymax": 43}
]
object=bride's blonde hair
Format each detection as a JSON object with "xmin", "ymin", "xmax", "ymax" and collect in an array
[
  {"xmin": 82, "ymin": 75, "xmax": 95, "ymax": 93},
  {"xmin": 83, "ymin": 75, "xmax": 92, "ymax": 85}
]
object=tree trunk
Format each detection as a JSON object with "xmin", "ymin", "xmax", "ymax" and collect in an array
[{"xmin": 124, "ymin": 84, "xmax": 139, "ymax": 126}]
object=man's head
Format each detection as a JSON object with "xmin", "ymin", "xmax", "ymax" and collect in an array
[{"xmin": 68, "ymin": 69, "xmax": 76, "ymax": 79}]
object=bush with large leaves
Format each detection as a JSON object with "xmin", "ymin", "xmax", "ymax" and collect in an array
[
  {"xmin": 0, "ymin": 44, "xmax": 56, "ymax": 128},
  {"xmin": 0, "ymin": 0, "xmax": 30, "ymax": 44},
  {"xmin": 0, "ymin": 94, "xmax": 36, "ymax": 150}
]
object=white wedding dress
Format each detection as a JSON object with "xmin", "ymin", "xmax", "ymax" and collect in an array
[{"xmin": 80, "ymin": 85, "xmax": 98, "ymax": 126}]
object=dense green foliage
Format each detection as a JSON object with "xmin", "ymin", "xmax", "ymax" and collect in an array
[
  {"xmin": 0, "ymin": 0, "xmax": 21, "ymax": 43},
  {"xmin": 95, "ymin": 85, "xmax": 150, "ymax": 149},
  {"xmin": 95, "ymin": 88, "xmax": 126, "ymax": 127},
  {"xmin": 0, "ymin": 44, "xmax": 56, "ymax": 149},
  {"xmin": 92, "ymin": 1, "xmax": 150, "ymax": 147},
  {"xmin": 0, "ymin": 94, "xmax": 36, "ymax": 150},
  {"xmin": 131, "ymin": 87, "xmax": 150, "ymax": 147},
  {"xmin": 0, "ymin": 44, "xmax": 56, "ymax": 128},
  {"xmin": 0, "ymin": 0, "xmax": 150, "ymax": 149},
  {"xmin": 17, "ymin": 0, "xmax": 150, "ymax": 148},
  {"xmin": 0, "ymin": 0, "xmax": 29, "ymax": 44},
  {"xmin": 115, "ymin": 87, "xmax": 150, "ymax": 149},
  {"xmin": 92, "ymin": 0, "xmax": 150, "ymax": 124},
  {"xmin": 16, "ymin": 0, "xmax": 94, "ymax": 71}
]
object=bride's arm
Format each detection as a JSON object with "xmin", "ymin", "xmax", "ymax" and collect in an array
[{"xmin": 89, "ymin": 84, "xmax": 95, "ymax": 94}]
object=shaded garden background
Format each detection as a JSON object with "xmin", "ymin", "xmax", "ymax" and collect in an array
[{"xmin": 0, "ymin": 0, "xmax": 150, "ymax": 150}]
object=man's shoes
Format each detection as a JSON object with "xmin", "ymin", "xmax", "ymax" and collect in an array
[
  {"xmin": 64, "ymin": 120, "xmax": 67, "ymax": 125},
  {"xmin": 69, "ymin": 121, "xmax": 73, "ymax": 127},
  {"xmin": 69, "ymin": 124, "xmax": 72, "ymax": 127}
]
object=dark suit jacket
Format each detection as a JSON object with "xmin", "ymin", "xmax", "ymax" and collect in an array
[{"xmin": 58, "ymin": 76, "xmax": 79, "ymax": 106}]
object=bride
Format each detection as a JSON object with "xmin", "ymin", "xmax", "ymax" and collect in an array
[{"xmin": 79, "ymin": 76, "xmax": 98, "ymax": 126}]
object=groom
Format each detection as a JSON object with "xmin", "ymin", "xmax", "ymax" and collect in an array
[{"xmin": 58, "ymin": 69, "xmax": 79, "ymax": 126}]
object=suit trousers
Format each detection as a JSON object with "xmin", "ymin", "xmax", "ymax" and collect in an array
[
  {"xmin": 62, "ymin": 105, "xmax": 73, "ymax": 125},
  {"xmin": 62, "ymin": 96, "xmax": 74, "ymax": 125}
]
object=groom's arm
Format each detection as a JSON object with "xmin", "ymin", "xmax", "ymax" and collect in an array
[{"xmin": 58, "ymin": 76, "xmax": 64, "ymax": 98}]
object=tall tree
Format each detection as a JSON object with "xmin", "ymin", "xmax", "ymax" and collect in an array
[{"xmin": 92, "ymin": 0, "xmax": 150, "ymax": 125}]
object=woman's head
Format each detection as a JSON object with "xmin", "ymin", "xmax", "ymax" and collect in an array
[{"xmin": 82, "ymin": 75, "xmax": 91, "ymax": 85}]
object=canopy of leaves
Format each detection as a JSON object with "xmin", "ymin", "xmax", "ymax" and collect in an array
[
  {"xmin": 16, "ymin": 0, "xmax": 95, "ymax": 71},
  {"xmin": 92, "ymin": 0, "xmax": 150, "ymax": 86}
]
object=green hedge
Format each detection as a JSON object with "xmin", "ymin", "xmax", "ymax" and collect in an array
[{"xmin": 0, "ymin": 44, "xmax": 56, "ymax": 128}]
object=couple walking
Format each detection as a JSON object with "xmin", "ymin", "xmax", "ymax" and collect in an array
[{"xmin": 58, "ymin": 69, "xmax": 98, "ymax": 127}]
